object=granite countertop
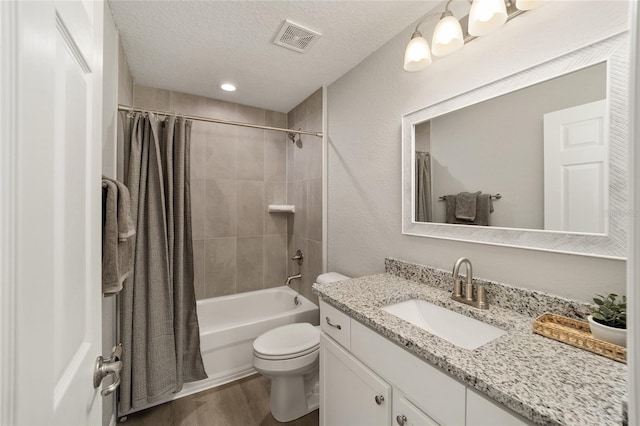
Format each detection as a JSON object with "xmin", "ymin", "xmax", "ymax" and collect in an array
[{"xmin": 313, "ymin": 273, "xmax": 627, "ymax": 426}]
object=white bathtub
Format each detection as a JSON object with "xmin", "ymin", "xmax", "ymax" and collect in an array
[{"xmin": 123, "ymin": 286, "xmax": 319, "ymax": 416}]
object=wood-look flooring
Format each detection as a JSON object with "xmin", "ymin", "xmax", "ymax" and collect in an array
[{"xmin": 122, "ymin": 374, "xmax": 319, "ymax": 426}]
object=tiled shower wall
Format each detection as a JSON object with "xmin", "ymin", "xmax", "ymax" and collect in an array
[
  {"xmin": 133, "ymin": 85, "xmax": 289, "ymax": 299},
  {"xmin": 287, "ymin": 89, "xmax": 323, "ymax": 305}
]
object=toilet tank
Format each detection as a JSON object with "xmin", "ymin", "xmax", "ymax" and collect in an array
[{"xmin": 315, "ymin": 272, "xmax": 350, "ymax": 285}]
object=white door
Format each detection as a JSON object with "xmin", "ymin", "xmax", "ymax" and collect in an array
[
  {"xmin": 320, "ymin": 334, "xmax": 391, "ymax": 426},
  {"xmin": 9, "ymin": 1, "xmax": 104, "ymax": 424},
  {"xmin": 543, "ymin": 100, "xmax": 608, "ymax": 233}
]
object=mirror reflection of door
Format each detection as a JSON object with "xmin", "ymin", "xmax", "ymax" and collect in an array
[{"xmin": 543, "ymin": 100, "xmax": 607, "ymax": 233}]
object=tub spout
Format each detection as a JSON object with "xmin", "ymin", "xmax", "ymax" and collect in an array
[{"xmin": 286, "ymin": 274, "xmax": 301, "ymax": 286}]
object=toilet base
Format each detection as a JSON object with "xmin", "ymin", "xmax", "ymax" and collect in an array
[{"xmin": 269, "ymin": 369, "xmax": 319, "ymax": 422}]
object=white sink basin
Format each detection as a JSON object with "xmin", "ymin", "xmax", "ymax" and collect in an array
[{"xmin": 381, "ymin": 299, "xmax": 506, "ymax": 350}]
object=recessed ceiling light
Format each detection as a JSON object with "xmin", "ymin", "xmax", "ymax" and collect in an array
[{"xmin": 220, "ymin": 83, "xmax": 236, "ymax": 92}]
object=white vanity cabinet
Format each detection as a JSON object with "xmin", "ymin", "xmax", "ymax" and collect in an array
[{"xmin": 319, "ymin": 301, "xmax": 533, "ymax": 426}]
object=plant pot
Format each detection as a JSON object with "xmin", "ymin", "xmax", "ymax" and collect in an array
[{"xmin": 587, "ymin": 315, "xmax": 627, "ymax": 347}]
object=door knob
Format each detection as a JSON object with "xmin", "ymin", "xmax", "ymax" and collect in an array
[
  {"xmin": 374, "ymin": 395, "xmax": 385, "ymax": 405},
  {"xmin": 397, "ymin": 414, "xmax": 408, "ymax": 425},
  {"xmin": 94, "ymin": 344, "xmax": 122, "ymax": 397}
]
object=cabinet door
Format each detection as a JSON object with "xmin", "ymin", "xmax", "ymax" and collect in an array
[
  {"xmin": 320, "ymin": 334, "xmax": 391, "ymax": 426},
  {"xmin": 466, "ymin": 388, "xmax": 533, "ymax": 426},
  {"xmin": 393, "ymin": 393, "xmax": 439, "ymax": 426}
]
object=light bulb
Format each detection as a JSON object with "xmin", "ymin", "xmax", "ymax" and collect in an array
[
  {"xmin": 403, "ymin": 32, "xmax": 432, "ymax": 72},
  {"xmin": 220, "ymin": 83, "xmax": 236, "ymax": 92},
  {"xmin": 431, "ymin": 14, "xmax": 464, "ymax": 57},
  {"xmin": 468, "ymin": 0, "xmax": 508, "ymax": 37}
]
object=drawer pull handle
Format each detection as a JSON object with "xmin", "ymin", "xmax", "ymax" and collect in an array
[
  {"xmin": 396, "ymin": 415, "xmax": 407, "ymax": 425},
  {"xmin": 374, "ymin": 395, "xmax": 385, "ymax": 405},
  {"xmin": 325, "ymin": 317, "xmax": 342, "ymax": 330}
]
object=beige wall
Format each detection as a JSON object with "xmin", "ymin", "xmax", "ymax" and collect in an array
[
  {"xmin": 287, "ymin": 89, "xmax": 323, "ymax": 304},
  {"xmin": 327, "ymin": 1, "xmax": 629, "ymax": 302},
  {"xmin": 134, "ymin": 85, "xmax": 289, "ymax": 299}
]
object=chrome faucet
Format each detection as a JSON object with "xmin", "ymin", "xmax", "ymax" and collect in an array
[
  {"xmin": 286, "ymin": 274, "xmax": 301, "ymax": 286},
  {"xmin": 451, "ymin": 257, "xmax": 488, "ymax": 310}
]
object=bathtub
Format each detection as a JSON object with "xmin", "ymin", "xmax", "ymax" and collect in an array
[{"xmin": 122, "ymin": 286, "xmax": 318, "ymax": 416}]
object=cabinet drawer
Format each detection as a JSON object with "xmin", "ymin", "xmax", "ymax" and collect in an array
[
  {"xmin": 351, "ymin": 319, "xmax": 466, "ymax": 426},
  {"xmin": 320, "ymin": 300, "xmax": 351, "ymax": 350},
  {"xmin": 393, "ymin": 393, "xmax": 439, "ymax": 426}
]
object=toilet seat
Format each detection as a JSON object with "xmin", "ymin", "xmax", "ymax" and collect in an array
[
  {"xmin": 254, "ymin": 343, "xmax": 319, "ymax": 360},
  {"xmin": 253, "ymin": 323, "xmax": 319, "ymax": 359}
]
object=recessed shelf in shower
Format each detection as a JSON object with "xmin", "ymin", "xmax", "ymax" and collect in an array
[{"xmin": 268, "ymin": 204, "xmax": 296, "ymax": 213}]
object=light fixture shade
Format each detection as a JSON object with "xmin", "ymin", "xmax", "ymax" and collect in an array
[
  {"xmin": 468, "ymin": 0, "xmax": 508, "ymax": 37},
  {"xmin": 403, "ymin": 34, "xmax": 432, "ymax": 72},
  {"xmin": 431, "ymin": 15, "xmax": 464, "ymax": 57},
  {"xmin": 515, "ymin": 0, "xmax": 543, "ymax": 10}
]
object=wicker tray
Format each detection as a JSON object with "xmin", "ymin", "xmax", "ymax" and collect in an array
[{"xmin": 532, "ymin": 313, "xmax": 626, "ymax": 364}]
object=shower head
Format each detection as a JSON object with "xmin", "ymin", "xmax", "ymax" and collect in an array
[{"xmin": 287, "ymin": 131, "xmax": 301, "ymax": 144}]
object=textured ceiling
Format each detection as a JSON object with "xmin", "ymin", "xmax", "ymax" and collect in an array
[{"xmin": 108, "ymin": 0, "xmax": 438, "ymax": 112}]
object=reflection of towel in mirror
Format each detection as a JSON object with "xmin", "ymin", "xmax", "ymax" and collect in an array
[
  {"xmin": 445, "ymin": 195, "xmax": 458, "ymax": 224},
  {"xmin": 455, "ymin": 191, "xmax": 481, "ymax": 221},
  {"xmin": 445, "ymin": 193, "xmax": 494, "ymax": 226},
  {"xmin": 102, "ymin": 176, "xmax": 136, "ymax": 295},
  {"xmin": 473, "ymin": 194, "xmax": 494, "ymax": 226}
]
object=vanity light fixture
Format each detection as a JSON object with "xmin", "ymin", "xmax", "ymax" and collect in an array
[
  {"xmin": 220, "ymin": 83, "xmax": 237, "ymax": 92},
  {"xmin": 403, "ymin": 0, "xmax": 543, "ymax": 72}
]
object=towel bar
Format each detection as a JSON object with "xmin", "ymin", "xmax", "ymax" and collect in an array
[{"xmin": 438, "ymin": 193, "xmax": 501, "ymax": 201}]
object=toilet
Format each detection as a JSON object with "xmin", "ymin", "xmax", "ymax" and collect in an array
[{"xmin": 252, "ymin": 272, "xmax": 350, "ymax": 422}]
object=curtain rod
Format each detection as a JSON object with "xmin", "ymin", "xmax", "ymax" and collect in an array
[{"xmin": 118, "ymin": 104, "xmax": 323, "ymax": 138}]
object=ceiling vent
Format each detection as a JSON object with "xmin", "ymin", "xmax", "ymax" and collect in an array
[{"xmin": 273, "ymin": 20, "xmax": 321, "ymax": 53}]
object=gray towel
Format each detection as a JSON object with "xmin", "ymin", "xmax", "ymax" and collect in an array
[
  {"xmin": 105, "ymin": 176, "xmax": 136, "ymax": 240},
  {"xmin": 472, "ymin": 194, "xmax": 494, "ymax": 226},
  {"xmin": 445, "ymin": 195, "xmax": 457, "ymax": 224},
  {"xmin": 455, "ymin": 191, "xmax": 481, "ymax": 221},
  {"xmin": 102, "ymin": 177, "xmax": 135, "ymax": 295},
  {"xmin": 445, "ymin": 193, "xmax": 494, "ymax": 226}
]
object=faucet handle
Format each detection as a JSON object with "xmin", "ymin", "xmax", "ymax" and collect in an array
[
  {"xmin": 476, "ymin": 284, "xmax": 489, "ymax": 309},
  {"xmin": 453, "ymin": 278, "xmax": 463, "ymax": 298},
  {"xmin": 291, "ymin": 249, "xmax": 304, "ymax": 265}
]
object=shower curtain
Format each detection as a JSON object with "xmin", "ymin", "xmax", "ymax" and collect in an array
[
  {"xmin": 119, "ymin": 112, "xmax": 207, "ymax": 413},
  {"xmin": 416, "ymin": 151, "xmax": 433, "ymax": 222}
]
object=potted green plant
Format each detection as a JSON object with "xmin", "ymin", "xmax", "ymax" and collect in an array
[{"xmin": 588, "ymin": 293, "xmax": 626, "ymax": 347}]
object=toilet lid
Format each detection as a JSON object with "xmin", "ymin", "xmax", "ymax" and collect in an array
[{"xmin": 253, "ymin": 323, "xmax": 320, "ymax": 357}]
